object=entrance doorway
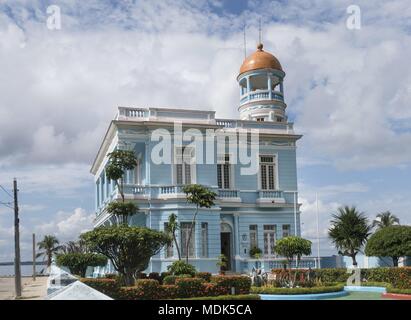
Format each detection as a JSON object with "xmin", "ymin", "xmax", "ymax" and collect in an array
[{"xmin": 220, "ymin": 233, "xmax": 231, "ymax": 271}]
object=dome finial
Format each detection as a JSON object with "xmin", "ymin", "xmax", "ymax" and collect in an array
[{"xmin": 257, "ymin": 43, "xmax": 263, "ymax": 51}]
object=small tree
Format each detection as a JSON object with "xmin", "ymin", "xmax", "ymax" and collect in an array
[
  {"xmin": 81, "ymin": 225, "xmax": 170, "ymax": 286},
  {"xmin": 165, "ymin": 213, "xmax": 181, "ymax": 260},
  {"xmin": 182, "ymin": 184, "xmax": 216, "ymax": 264},
  {"xmin": 274, "ymin": 236, "xmax": 312, "ymax": 287},
  {"xmin": 107, "ymin": 201, "xmax": 138, "ymax": 225},
  {"xmin": 36, "ymin": 235, "xmax": 62, "ymax": 268},
  {"xmin": 372, "ymin": 211, "xmax": 400, "ymax": 230},
  {"xmin": 105, "ymin": 150, "xmax": 137, "ymax": 202},
  {"xmin": 328, "ymin": 206, "xmax": 372, "ymax": 267},
  {"xmin": 365, "ymin": 225, "xmax": 411, "ymax": 267},
  {"xmin": 56, "ymin": 253, "xmax": 107, "ymax": 277},
  {"xmin": 105, "ymin": 149, "xmax": 138, "ymax": 225}
]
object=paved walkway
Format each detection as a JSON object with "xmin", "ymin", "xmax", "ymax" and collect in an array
[{"xmin": 0, "ymin": 276, "xmax": 48, "ymax": 300}]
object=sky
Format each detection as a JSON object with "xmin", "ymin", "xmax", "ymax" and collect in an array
[{"xmin": 0, "ymin": 0, "xmax": 410, "ymax": 262}]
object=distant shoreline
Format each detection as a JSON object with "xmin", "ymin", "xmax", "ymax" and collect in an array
[{"xmin": 0, "ymin": 261, "xmax": 47, "ymax": 266}]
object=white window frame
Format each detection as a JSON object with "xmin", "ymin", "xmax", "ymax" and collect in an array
[
  {"xmin": 249, "ymin": 225, "xmax": 258, "ymax": 251},
  {"xmin": 180, "ymin": 222, "xmax": 195, "ymax": 258},
  {"xmin": 258, "ymin": 154, "xmax": 279, "ymax": 190},
  {"xmin": 217, "ymin": 154, "xmax": 233, "ymax": 189},
  {"xmin": 263, "ymin": 224, "xmax": 276, "ymax": 257},
  {"xmin": 173, "ymin": 146, "xmax": 196, "ymax": 185},
  {"xmin": 201, "ymin": 222, "xmax": 208, "ymax": 258},
  {"xmin": 282, "ymin": 224, "xmax": 290, "ymax": 238}
]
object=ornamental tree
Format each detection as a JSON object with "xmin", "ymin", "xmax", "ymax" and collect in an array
[
  {"xmin": 365, "ymin": 225, "xmax": 411, "ymax": 267},
  {"xmin": 105, "ymin": 149, "xmax": 137, "ymax": 202},
  {"xmin": 56, "ymin": 253, "xmax": 107, "ymax": 277},
  {"xmin": 182, "ymin": 184, "xmax": 217, "ymax": 264},
  {"xmin": 274, "ymin": 236, "xmax": 312, "ymax": 287},
  {"xmin": 328, "ymin": 206, "xmax": 372, "ymax": 266},
  {"xmin": 105, "ymin": 149, "xmax": 139, "ymax": 225},
  {"xmin": 81, "ymin": 225, "xmax": 170, "ymax": 286}
]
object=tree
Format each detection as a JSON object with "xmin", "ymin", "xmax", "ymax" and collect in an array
[
  {"xmin": 105, "ymin": 150, "xmax": 137, "ymax": 202},
  {"xmin": 365, "ymin": 225, "xmax": 411, "ymax": 267},
  {"xmin": 182, "ymin": 184, "xmax": 216, "ymax": 264},
  {"xmin": 105, "ymin": 149, "xmax": 139, "ymax": 225},
  {"xmin": 106, "ymin": 201, "xmax": 138, "ymax": 225},
  {"xmin": 165, "ymin": 213, "xmax": 181, "ymax": 260},
  {"xmin": 372, "ymin": 211, "xmax": 400, "ymax": 230},
  {"xmin": 275, "ymin": 236, "xmax": 312, "ymax": 267},
  {"xmin": 60, "ymin": 240, "xmax": 87, "ymax": 254},
  {"xmin": 81, "ymin": 225, "xmax": 170, "ymax": 286},
  {"xmin": 328, "ymin": 206, "xmax": 372, "ymax": 267},
  {"xmin": 274, "ymin": 236, "xmax": 312, "ymax": 287},
  {"xmin": 36, "ymin": 235, "xmax": 62, "ymax": 268},
  {"xmin": 56, "ymin": 253, "xmax": 107, "ymax": 277}
]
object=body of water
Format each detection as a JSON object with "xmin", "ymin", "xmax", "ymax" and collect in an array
[{"xmin": 0, "ymin": 265, "xmax": 45, "ymax": 277}]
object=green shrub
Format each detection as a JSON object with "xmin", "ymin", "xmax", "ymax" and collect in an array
[
  {"xmin": 167, "ymin": 260, "xmax": 196, "ymax": 276},
  {"xmin": 211, "ymin": 275, "xmax": 251, "ymax": 294},
  {"xmin": 386, "ymin": 285, "xmax": 411, "ymax": 295},
  {"xmin": 80, "ymin": 278, "xmax": 120, "ymax": 299},
  {"xmin": 119, "ymin": 279, "xmax": 161, "ymax": 300},
  {"xmin": 163, "ymin": 274, "xmax": 193, "ymax": 285},
  {"xmin": 160, "ymin": 272, "xmax": 172, "ymax": 281},
  {"xmin": 251, "ymin": 283, "xmax": 344, "ymax": 295},
  {"xmin": 148, "ymin": 272, "xmax": 161, "ymax": 283},
  {"xmin": 159, "ymin": 285, "xmax": 179, "ymax": 299},
  {"xmin": 196, "ymin": 272, "xmax": 212, "ymax": 282},
  {"xmin": 314, "ymin": 268, "xmax": 349, "ymax": 283},
  {"xmin": 202, "ymin": 283, "xmax": 228, "ymax": 296},
  {"xmin": 175, "ymin": 277, "xmax": 205, "ymax": 298},
  {"xmin": 366, "ymin": 267, "xmax": 411, "ymax": 289},
  {"xmin": 56, "ymin": 253, "xmax": 107, "ymax": 277}
]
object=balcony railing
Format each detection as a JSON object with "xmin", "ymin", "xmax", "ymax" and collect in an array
[
  {"xmin": 259, "ymin": 190, "xmax": 284, "ymax": 199},
  {"xmin": 218, "ymin": 189, "xmax": 239, "ymax": 198},
  {"xmin": 240, "ymin": 89, "xmax": 284, "ymax": 106}
]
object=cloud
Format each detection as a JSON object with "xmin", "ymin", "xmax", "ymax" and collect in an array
[{"xmin": 35, "ymin": 207, "xmax": 94, "ymax": 241}]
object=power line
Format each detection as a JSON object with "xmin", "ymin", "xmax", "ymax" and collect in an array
[{"xmin": 0, "ymin": 184, "xmax": 13, "ymax": 199}]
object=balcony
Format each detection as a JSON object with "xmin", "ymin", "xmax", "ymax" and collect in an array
[
  {"xmin": 240, "ymin": 89, "xmax": 284, "ymax": 106},
  {"xmin": 217, "ymin": 189, "xmax": 241, "ymax": 203},
  {"xmin": 256, "ymin": 190, "xmax": 286, "ymax": 206}
]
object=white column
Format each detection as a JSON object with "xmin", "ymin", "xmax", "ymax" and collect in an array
[{"xmin": 267, "ymin": 75, "xmax": 272, "ymax": 99}]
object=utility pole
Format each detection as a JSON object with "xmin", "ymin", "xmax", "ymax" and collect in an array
[
  {"xmin": 32, "ymin": 233, "xmax": 36, "ymax": 281},
  {"xmin": 316, "ymin": 193, "xmax": 321, "ymax": 269},
  {"xmin": 13, "ymin": 178, "xmax": 22, "ymax": 298}
]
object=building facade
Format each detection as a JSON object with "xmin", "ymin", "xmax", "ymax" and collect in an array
[{"xmin": 91, "ymin": 44, "xmax": 305, "ymax": 275}]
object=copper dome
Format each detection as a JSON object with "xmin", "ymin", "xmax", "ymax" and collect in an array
[{"xmin": 239, "ymin": 43, "xmax": 283, "ymax": 75}]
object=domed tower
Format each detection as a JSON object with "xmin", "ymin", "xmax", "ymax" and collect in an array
[{"xmin": 237, "ymin": 43, "xmax": 286, "ymax": 122}]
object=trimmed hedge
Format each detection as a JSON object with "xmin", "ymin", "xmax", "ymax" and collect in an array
[
  {"xmin": 163, "ymin": 274, "xmax": 193, "ymax": 285},
  {"xmin": 80, "ymin": 278, "xmax": 120, "ymax": 299},
  {"xmin": 386, "ymin": 285, "xmax": 411, "ymax": 295},
  {"xmin": 273, "ymin": 267, "xmax": 411, "ymax": 289},
  {"xmin": 251, "ymin": 283, "xmax": 344, "ymax": 295},
  {"xmin": 211, "ymin": 275, "xmax": 251, "ymax": 294},
  {"xmin": 175, "ymin": 278, "xmax": 205, "ymax": 298},
  {"xmin": 196, "ymin": 272, "xmax": 212, "ymax": 282}
]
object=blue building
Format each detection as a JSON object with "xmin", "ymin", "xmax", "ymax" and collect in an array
[{"xmin": 91, "ymin": 44, "xmax": 306, "ymax": 274}]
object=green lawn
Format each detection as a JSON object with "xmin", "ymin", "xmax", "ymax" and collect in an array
[{"xmin": 329, "ymin": 291, "xmax": 391, "ymax": 300}]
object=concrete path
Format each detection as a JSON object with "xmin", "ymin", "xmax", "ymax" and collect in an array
[{"xmin": 0, "ymin": 276, "xmax": 48, "ymax": 300}]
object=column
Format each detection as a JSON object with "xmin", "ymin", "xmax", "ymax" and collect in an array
[
  {"xmin": 246, "ymin": 76, "xmax": 251, "ymax": 94},
  {"xmin": 267, "ymin": 74, "xmax": 272, "ymax": 99},
  {"xmin": 280, "ymin": 81, "xmax": 284, "ymax": 94}
]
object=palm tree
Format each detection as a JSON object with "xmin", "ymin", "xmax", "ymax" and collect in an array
[
  {"xmin": 372, "ymin": 211, "xmax": 400, "ymax": 230},
  {"xmin": 165, "ymin": 213, "xmax": 181, "ymax": 260},
  {"xmin": 37, "ymin": 235, "xmax": 61, "ymax": 268},
  {"xmin": 328, "ymin": 206, "xmax": 372, "ymax": 267},
  {"xmin": 60, "ymin": 240, "xmax": 87, "ymax": 254}
]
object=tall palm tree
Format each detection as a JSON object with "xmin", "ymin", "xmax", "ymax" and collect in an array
[
  {"xmin": 37, "ymin": 235, "xmax": 61, "ymax": 268},
  {"xmin": 165, "ymin": 213, "xmax": 181, "ymax": 260},
  {"xmin": 60, "ymin": 240, "xmax": 87, "ymax": 254},
  {"xmin": 372, "ymin": 211, "xmax": 400, "ymax": 230},
  {"xmin": 328, "ymin": 206, "xmax": 372, "ymax": 267}
]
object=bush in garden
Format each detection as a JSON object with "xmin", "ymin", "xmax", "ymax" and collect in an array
[
  {"xmin": 167, "ymin": 260, "xmax": 196, "ymax": 276},
  {"xmin": 56, "ymin": 252, "xmax": 107, "ymax": 277},
  {"xmin": 119, "ymin": 279, "xmax": 162, "ymax": 300},
  {"xmin": 196, "ymin": 272, "xmax": 212, "ymax": 282},
  {"xmin": 160, "ymin": 272, "xmax": 172, "ymax": 282},
  {"xmin": 175, "ymin": 278, "xmax": 205, "ymax": 298},
  {"xmin": 163, "ymin": 274, "xmax": 194, "ymax": 285},
  {"xmin": 211, "ymin": 275, "xmax": 251, "ymax": 294},
  {"xmin": 135, "ymin": 272, "xmax": 147, "ymax": 279},
  {"xmin": 80, "ymin": 278, "xmax": 120, "ymax": 299},
  {"xmin": 148, "ymin": 272, "xmax": 161, "ymax": 283}
]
